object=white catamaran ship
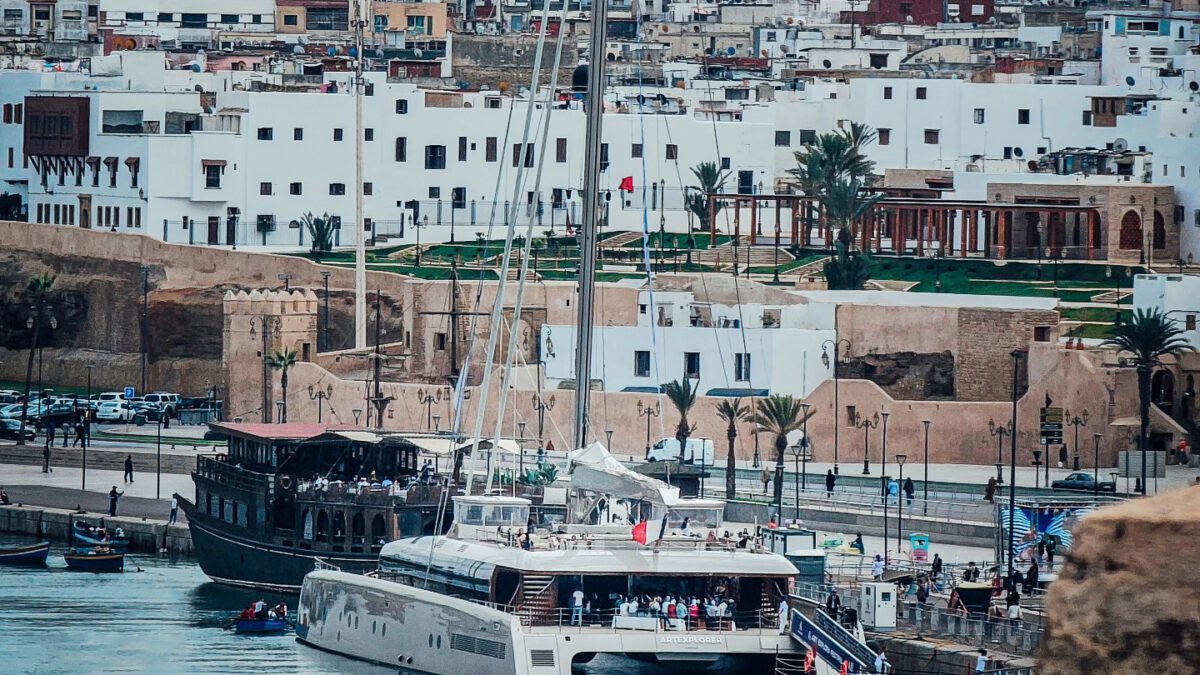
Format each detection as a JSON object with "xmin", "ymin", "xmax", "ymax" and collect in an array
[{"xmin": 296, "ymin": 444, "xmax": 803, "ymax": 674}]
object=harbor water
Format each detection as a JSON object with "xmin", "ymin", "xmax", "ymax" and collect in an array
[{"xmin": 0, "ymin": 534, "xmax": 740, "ymax": 674}]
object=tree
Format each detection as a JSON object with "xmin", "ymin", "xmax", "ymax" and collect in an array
[
  {"xmin": 824, "ymin": 242, "xmax": 872, "ymax": 290},
  {"xmin": 18, "ymin": 272, "xmax": 55, "ymax": 445},
  {"xmin": 1101, "ymin": 308, "xmax": 1194, "ymax": 494},
  {"xmin": 787, "ymin": 125, "xmax": 877, "ymax": 249},
  {"xmin": 714, "ymin": 398, "xmax": 751, "ymax": 500},
  {"xmin": 662, "ymin": 378, "xmax": 698, "ymax": 464},
  {"xmin": 751, "ymin": 395, "xmax": 813, "ymax": 517},
  {"xmin": 267, "ymin": 348, "xmax": 298, "ymax": 423},
  {"xmin": 686, "ymin": 161, "xmax": 730, "ymax": 235},
  {"xmin": 301, "ymin": 212, "xmax": 335, "ymax": 260}
]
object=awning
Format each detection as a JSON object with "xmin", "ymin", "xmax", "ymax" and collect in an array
[
  {"xmin": 201, "ymin": 159, "xmax": 227, "ymax": 167},
  {"xmin": 405, "ymin": 436, "xmax": 459, "ymax": 455},
  {"xmin": 456, "ymin": 438, "xmax": 523, "ymax": 455},
  {"xmin": 570, "ymin": 442, "xmax": 680, "ymax": 505}
]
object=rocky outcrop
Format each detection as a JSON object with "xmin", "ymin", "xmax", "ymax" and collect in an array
[{"xmin": 1039, "ymin": 486, "xmax": 1200, "ymax": 674}]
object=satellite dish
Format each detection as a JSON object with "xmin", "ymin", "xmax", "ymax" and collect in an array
[
  {"xmin": 1125, "ymin": 76, "xmax": 1135, "ymax": 86},
  {"xmin": 1027, "ymin": 160, "xmax": 1040, "ymax": 171},
  {"xmin": 1113, "ymin": 138, "xmax": 1129, "ymax": 151},
  {"xmin": 1189, "ymin": 81, "xmax": 1199, "ymax": 92},
  {"xmin": 762, "ymin": 49, "xmax": 769, "ymax": 57},
  {"xmin": 1013, "ymin": 147, "xmax": 1024, "ymax": 158},
  {"xmin": 292, "ymin": 45, "xmax": 304, "ymax": 54}
]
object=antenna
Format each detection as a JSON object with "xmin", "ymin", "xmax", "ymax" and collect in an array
[{"xmin": 1113, "ymin": 138, "xmax": 1129, "ymax": 152}]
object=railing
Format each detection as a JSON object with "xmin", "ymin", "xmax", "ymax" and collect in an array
[
  {"xmin": 511, "ymin": 606, "xmax": 778, "ymax": 633},
  {"xmin": 313, "ymin": 557, "xmax": 342, "ymax": 572},
  {"xmin": 195, "ymin": 455, "xmax": 272, "ymax": 493},
  {"xmin": 746, "ymin": 487, "xmax": 994, "ymax": 525},
  {"xmin": 476, "ymin": 529, "xmax": 769, "ymax": 553}
]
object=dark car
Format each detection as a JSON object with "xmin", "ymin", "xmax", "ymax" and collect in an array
[
  {"xmin": 0, "ymin": 418, "xmax": 36, "ymax": 441},
  {"xmin": 1051, "ymin": 472, "xmax": 1116, "ymax": 492}
]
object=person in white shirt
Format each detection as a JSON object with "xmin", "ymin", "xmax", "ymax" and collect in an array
[
  {"xmin": 874, "ymin": 649, "xmax": 889, "ymax": 673},
  {"xmin": 778, "ymin": 598, "xmax": 789, "ymax": 634},
  {"xmin": 629, "ymin": 597, "xmax": 639, "ymax": 615},
  {"xmin": 571, "ymin": 588, "xmax": 585, "ymax": 625},
  {"xmin": 975, "ymin": 648, "xmax": 989, "ymax": 673},
  {"xmin": 872, "ymin": 554, "xmax": 885, "ymax": 580}
]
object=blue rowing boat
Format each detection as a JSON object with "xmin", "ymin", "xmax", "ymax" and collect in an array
[
  {"xmin": 63, "ymin": 547, "xmax": 125, "ymax": 572},
  {"xmin": 0, "ymin": 541, "xmax": 50, "ymax": 565},
  {"xmin": 72, "ymin": 521, "xmax": 130, "ymax": 549},
  {"xmin": 234, "ymin": 618, "xmax": 290, "ymax": 634}
]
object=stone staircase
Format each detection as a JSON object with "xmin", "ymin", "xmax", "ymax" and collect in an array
[
  {"xmin": 692, "ymin": 243, "xmax": 795, "ymax": 269},
  {"xmin": 599, "ymin": 231, "xmax": 643, "ymax": 249},
  {"xmin": 0, "ymin": 444, "xmax": 199, "ymax": 475}
]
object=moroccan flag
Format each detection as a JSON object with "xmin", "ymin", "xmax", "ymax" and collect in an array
[
  {"xmin": 632, "ymin": 521, "xmax": 648, "ymax": 545},
  {"xmin": 619, "ymin": 176, "xmax": 634, "ymax": 192}
]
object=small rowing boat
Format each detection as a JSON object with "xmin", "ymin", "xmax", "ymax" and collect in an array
[
  {"xmin": 0, "ymin": 541, "xmax": 50, "ymax": 565},
  {"xmin": 63, "ymin": 547, "xmax": 125, "ymax": 572},
  {"xmin": 233, "ymin": 618, "xmax": 290, "ymax": 634},
  {"xmin": 72, "ymin": 521, "xmax": 131, "ymax": 549}
]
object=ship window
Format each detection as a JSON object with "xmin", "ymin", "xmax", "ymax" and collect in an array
[
  {"xmin": 372, "ymin": 620, "xmax": 377, "ymax": 634},
  {"xmin": 371, "ymin": 514, "xmax": 387, "ymax": 543},
  {"xmin": 317, "ymin": 510, "xmax": 330, "ymax": 540},
  {"xmin": 382, "ymin": 623, "xmax": 386, "ymax": 636},
  {"xmin": 352, "ymin": 513, "xmax": 366, "ymax": 543}
]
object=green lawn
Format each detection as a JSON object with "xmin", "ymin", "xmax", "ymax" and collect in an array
[
  {"xmin": 867, "ymin": 256, "xmax": 1145, "ymax": 297},
  {"xmin": 1061, "ymin": 307, "xmax": 1131, "ymax": 323},
  {"xmin": 1066, "ymin": 323, "xmax": 1116, "ymax": 340}
]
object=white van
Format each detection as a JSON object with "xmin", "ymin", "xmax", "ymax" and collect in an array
[{"xmin": 646, "ymin": 437, "xmax": 716, "ymax": 465}]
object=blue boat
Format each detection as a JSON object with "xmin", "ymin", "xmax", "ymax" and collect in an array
[
  {"xmin": 234, "ymin": 618, "xmax": 290, "ymax": 634},
  {"xmin": 0, "ymin": 541, "xmax": 50, "ymax": 565},
  {"xmin": 63, "ymin": 547, "xmax": 125, "ymax": 572},
  {"xmin": 72, "ymin": 521, "xmax": 131, "ymax": 549}
]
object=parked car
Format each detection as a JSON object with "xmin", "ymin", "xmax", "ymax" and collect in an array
[
  {"xmin": 0, "ymin": 403, "xmax": 40, "ymax": 421},
  {"xmin": 0, "ymin": 394, "xmax": 19, "ymax": 405},
  {"xmin": 95, "ymin": 401, "xmax": 132, "ymax": 423},
  {"xmin": 0, "ymin": 389, "xmax": 21, "ymax": 399},
  {"xmin": 142, "ymin": 393, "xmax": 181, "ymax": 418},
  {"xmin": 0, "ymin": 418, "xmax": 36, "ymax": 441},
  {"xmin": 96, "ymin": 392, "xmax": 128, "ymax": 404},
  {"xmin": 1051, "ymin": 472, "xmax": 1116, "ymax": 493}
]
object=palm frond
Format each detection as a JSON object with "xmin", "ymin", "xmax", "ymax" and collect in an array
[{"xmin": 1101, "ymin": 308, "xmax": 1194, "ymax": 364}]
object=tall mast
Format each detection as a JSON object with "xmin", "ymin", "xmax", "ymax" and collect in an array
[
  {"xmin": 573, "ymin": 3, "xmax": 609, "ymax": 450},
  {"xmin": 353, "ymin": 0, "xmax": 368, "ymax": 349}
]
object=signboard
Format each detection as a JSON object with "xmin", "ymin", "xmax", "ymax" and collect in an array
[
  {"xmin": 124, "ymin": 387, "xmax": 135, "ymax": 400},
  {"xmin": 1039, "ymin": 406, "xmax": 1064, "ymax": 446},
  {"xmin": 790, "ymin": 610, "xmax": 869, "ymax": 674},
  {"xmin": 1118, "ymin": 450, "xmax": 1166, "ymax": 479}
]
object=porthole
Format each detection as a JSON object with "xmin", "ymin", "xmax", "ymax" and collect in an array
[
  {"xmin": 382, "ymin": 623, "xmax": 387, "ymax": 636},
  {"xmin": 428, "ymin": 634, "xmax": 433, "ymax": 648},
  {"xmin": 436, "ymin": 635, "xmax": 442, "ymax": 649},
  {"xmin": 372, "ymin": 620, "xmax": 377, "ymax": 634}
]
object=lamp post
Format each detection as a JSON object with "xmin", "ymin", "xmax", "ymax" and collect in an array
[
  {"xmin": 1066, "ymin": 409, "xmax": 1089, "ymax": 471},
  {"xmin": 519, "ymin": 421, "xmax": 529, "ymax": 474},
  {"xmin": 895, "ymin": 453, "xmax": 907, "ymax": 554},
  {"xmin": 922, "ymin": 419, "xmax": 931, "ymax": 513},
  {"xmin": 773, "ymin": 221, "xmax": 781, "ymax": 284},
  {"xmin": 879, "ymin": 410, "xmax": 890, "ymax": 476},
  {"xmin": 414, "ymin": 215, "xmax": 428, "ymax": 266},
  {"xmin": 533, "ymin": 392, "xmax": 555, "ymax": 462},
  {"xmin": 636, "ymin": 399, "xmax": 660, "ymax": 459},
  {"xmin": 881, "ymin": 473, "xmax": 890, "ymax": 567},
  {"xmin": 1032, "ymin": 449, "xmax": 1042, "ymax": 488},
  {"xmin": 1006, "ymin": 349, "xmax": 1025, "ymax": 587},
  {"xmin": 320, "ymin": 270, "xmax": 331, "ymax": 352},
  {"xmin": 1046, "ymin": 247, "xmax": 1060, "ymax": 298},
  {"xmin": 929, "ymin": 249, "xmax": 943, "ymax": 293},
  {"xmin": 1092, "ymin": 432, "xmax": 1103, "ymax": 497},
  {"xmin": 988, "ymin": 419, "xmax": 1011, "ymax": 484},
  {"xmin": 800, "ymin": 402, "xmax": 812, "ymax": 491},
  {"xmin": 821, "ymin": 338, "xmax": 852, "ymax": 474},
  {"xmin": 854, "ymin": 411, "xmax": 879, "ymax": 475},
  {"xmin": 309, "ymin": 383, "xmax": 334, "ymax": 423},
  {"xmin": 156, "ymin": 409, "xmax": 163, "ymax": 499},
  {"xmin": 19, "ymin": 302, "xmax": 55, "ymax": 446},
  {"xmin": 83, "ymin": 363, "xmax": 94, "ymax": 489},
  {"xmin": 416, "ymin": 387, "xmax": 442, "ymax": 430},
  {"xmin": 1106, "ymin": 266, "xmax": 1131, "ymax": 324}
]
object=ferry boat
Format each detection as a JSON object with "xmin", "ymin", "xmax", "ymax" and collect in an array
[
  {"xmin": 297, "ymin": 444, "xmax": 804, "ymax": 674},
  {"xmin": 177, "ymin": 422, "xmax": 459, "ymax": 592}
]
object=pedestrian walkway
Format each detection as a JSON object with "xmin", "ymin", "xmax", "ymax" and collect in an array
[{"xmin": 0, "ymin": 462, "xmax": 193, "ymax": 502}]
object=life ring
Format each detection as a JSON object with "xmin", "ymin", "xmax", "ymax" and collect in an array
[{"xmin": 280, "ymin": 475, "xmax": 294, "ymax": 490}]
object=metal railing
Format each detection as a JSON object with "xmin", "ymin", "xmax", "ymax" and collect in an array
[
  {"xmin": 741, "ymin": 487, "xmax": 994, "ymax": 525},
  {"xmin": 506, "ymin": 606, "xmax": 780, "ymax": 633},
  {"xmin": 901, "ymin": 603, "xmax": 1044, "ymax": 657}
]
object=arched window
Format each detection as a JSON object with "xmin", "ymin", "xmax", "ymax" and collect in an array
[
  {"xmin": 1118, "ymin": 211, "xmax": 1142, "ymax": 250},
  {"xmin": 371, "ymin": 514, "xmax": 387, "ymax": 544},
  {"xmin": 333, "ymin": 511, "xmax": 347, "ymax": 543},
  {"xmin": 316, "ymin": 510, "xmax": 330, "ymax": 540},
  {"xmin": 1153, "ymin": 211, "xmax": 1166, "ymax": 250},
  {"xmin": 352, "ymin": 513, "xmax": 366, "ymax": 543},
  {"xmin": 302, "ymin": 509, "xmax": 313, "ymax": 539}
]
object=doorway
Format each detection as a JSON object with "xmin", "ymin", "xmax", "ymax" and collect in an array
[
  {"xmin": 78, "ymin": 195, "xmax": 91, "ymax": 228},
  {"xmin": 207, "ymin": 216, "xmax": 219, "ymax": 245}
]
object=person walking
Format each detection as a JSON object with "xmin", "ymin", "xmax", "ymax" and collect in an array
[
  {"xmin": 124, "ymin": 455, "xmax": 134, "ymax": 483},
  {"xmin": 872, "ymin": 555, "xmax": 885, "ymax": 580},
  {"xmin": 887, "ymin": 478, "xmax": 899, "ymax": 505},
  {"xmin": 169, "ymin": 496, "xmax": 179, "ymax": 525},
  {"xmin": 931, "ymin": 553, "xmax": 943, "ymax": 582},
  {"xmin": 825, "ymin": 470, "xmax": 836, "ymax": 498},
  {"xmin": 825, "ymin": 588, "xmax": 842, "ymax": 617},
  {"xmin": 984, "ymin": 477, "xmax": 997, "ymax": 503},
  {"xmin": 760, "ymin": 468, "xmax": 770, "ymax": 495},
  {"xmin": 72, "ymin": 419, "xmax": 86, "ymax": 448},
  {"xmin": 42, "ymin": 444, "xmax": 52, "ymax": 473},
  {"xmin": 1045, "ymin": 534, "xmax": 1058, "ymax": 566},
  {"xmin": 44, "ymin": 420, "xmax": 55, "ymax": 450},
  {"xmin": 108, "ymin": 486, "xmax": 124, "ymax": 516},
  {"xmin": 903, "ymin": 477, "xmax": 915, "ymax": 507}
]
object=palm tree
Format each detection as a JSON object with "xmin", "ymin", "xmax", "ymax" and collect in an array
[
  {"xmin": 267, "ymin": 348, "xmax": 298, "ymax": 423},
  {"xmin": 822, "ymin": 178, "xmax": 883, "ymax": 241},
  {"xmin": 1101, "ymin": 308, "xmax": 1194, "ymax": 494},
  {"xmin": 19, "ymin": 272, "xmax": 55, "ymax": 445},
  {"xmin": 787, "ymin": 125, "xmax": 877, "ymax": 248},
  {"xmin": 686, "ymin": 161, "xmax": 730, "ymax": 235},
  {"xmin": 301, "ymin": 212, "xmax": 335, "ymax": 260},
  {"xmin": 714, "ymin": 398, "xmax": 751, "ymax": 499},
  {"xmin": 662, "ymin": 378, "xmax": 698, "ymax": 464},
  {"xmin": 752, "ymin": 395, "xmax": 813, "ymax": 517}
]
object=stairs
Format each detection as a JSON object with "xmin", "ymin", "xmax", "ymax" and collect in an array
[
  {"xmin": 790, "ymin": 256, "xmax": 829, "ymax": 279},
  {"xmin": 692, "ymin": 243, "xmax": 795, "ymax": 270},
  {"xmin": 599, "ymin": 231, "xmax": 643, "ymax": 249},
  {"xmin": 516, "ymin": 573, "xmax": 558, "ymax": 624},
  {"xmin": 0, "ymin": 444, "xmax": 197, "ymax": 474}
]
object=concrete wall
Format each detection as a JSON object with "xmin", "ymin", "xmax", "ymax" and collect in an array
[{"xmin": 0, "ymin": 504, "xmax": 192, "ymax": 554}]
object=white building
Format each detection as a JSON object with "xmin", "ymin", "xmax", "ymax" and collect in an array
[
  {"xmin": 541, "ymin": 280, "xmax": 836, "ymax": 397},
  {"xmin": 1133, "ymin": 273, "xmax": 1200, "ymax": 349}
]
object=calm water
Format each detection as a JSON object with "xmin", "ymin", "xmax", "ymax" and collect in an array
[{"xmin": 0, "ymin": 534, "xmax": 727, "ymax": 674}]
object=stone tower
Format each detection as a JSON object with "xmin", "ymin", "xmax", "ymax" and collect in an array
[{"xmin": 222, "ymin": 289, "xmax": 318, "ymax": 423}]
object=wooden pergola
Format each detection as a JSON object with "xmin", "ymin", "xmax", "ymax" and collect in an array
[{"xmin": 705, "ymin": 194, "xmax": 1106, "ymax": 260}]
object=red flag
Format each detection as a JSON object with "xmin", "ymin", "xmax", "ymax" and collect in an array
[
  {"xmin": 619, "ymin": 176, "xmax": 634, "ymax": 192},
  {"xmin": 841, "ymin": 660, "xmax": 849, "ymax": 675},
  {"xmin": 632, "ymin": 521, "xmax": 648, "ymax": 545}
]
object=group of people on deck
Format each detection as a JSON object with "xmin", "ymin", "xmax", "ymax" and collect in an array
[
  {"xmin": 613, "ymin": 593, "xmax": 739, "ymax": 630},
  {"xmin": 239, "ymin": 600, "xmax": 288, "ymax": 621}
]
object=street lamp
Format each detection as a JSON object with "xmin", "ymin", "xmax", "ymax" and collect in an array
[
  {"xmin": 928, "ymin": 249, "xmax": 944, "ymax": 293},
  {"xmin": 1046, "ymin": 247, "xmax": 1060, "ymax": 298},
  {"xmin": 19, "ymin": 302, "xmax": 55, "ymax": 446},
  {"xmin": 821, "ymin": 338, "xmax": 852, "ymax": 474},
  {"xmin": 533, "ymin": 392, "xmax": 555, "ymax": 462},
  {"xmin": 1006, "ymin": 349, "xmax": 1026, "ymax": 587},
  {"xmin": 636, "ymin": 399, "xmax": 660, "ymax": 458},
  {"xmin": 895, "ymin": 453, "xmax": 908, "ymax": 554},
  {"xmin": 879, "ymin": 410, "xmax": 890, "ymax": 476},
  {"xmin": 799, "ymin": 402, "xmax": 812, "ymax": 491},
  {"xmin": 416, "ymin": 387, "xmax": 442, "ymax": 430},
  {"xmin": 789, "ymin": 436, "xmax": 810, "ymax": 522},
  {"xmin": 1066, "ymin": 409, "xmax": 1089, "ymax": 471},
  {"xmin": 1105, "ymin": 266, "xmax": 1132, "ymax": 324},
  {"xmin": 1092, "ymin": 432, "xmax": 1103, "ymax": 497},
  {"xmin": 773, "ymin": 220, "xmax": 781, "ymax": 284},
  {"xmin": 519, "ymin": 420, "xmax": 529, "ymax": 474},
  {"xmin": 309, "ymin": 383, "xmax": 334, "ymax": 423},
  {"xmin": 922, "ymin": 419, "xmax": 932, "ymax": 513},
  {"xmin": 854, "ymin": 411, "xmax": 879, "ymax": 475},
  {"xmin": 988, "ymin": 418, "xmax": 1012, "ymax": 485},
  {"xmin": 1032, "ymin": 449, "xmax": 1043, "ymax": 488}
]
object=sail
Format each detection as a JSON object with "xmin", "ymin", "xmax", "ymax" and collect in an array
[{"xmin": 569, "ymin": 442, "xmax": 680, "ymax": 505}]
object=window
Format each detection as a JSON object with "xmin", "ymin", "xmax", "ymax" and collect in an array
[
  {"xmin": 878, "ymin": 128, "xmax": 891, "ymax": 145},
  {"xmin": 1082, "ymin": 110, "xmax": 1092, "ymax": 125},
  {"xmin": 799, "ymin": 130, "xmax": 817, "ymax": 144},
  {"xmin": 725, "ymin": 88, "xmax": 749, "ymax": 101},
  {"xmin": 157, "ymin": 12, "xmax": 173, "ymax": 22},
  {"xmin": 425, "ymin": 145, "xmax": 446, "ymax": 170},
  {"xmin": 434, "ymin": 333, "xmax": 447, "ymax": 350},
  {"xmin": 1017, "ymin": 109, "xmax": 1030, "ymax": 124},
  {"xmin": 283, "ymin": 14, "xmax": 297, "ymax": 26},
  {"xmin": 915, "ymin": 87, "xmax": 927, "ymax": 100},
  {"xmin": 721, "ymin": 157, "xmax": 731, "ymax": 170},
  {"xmin": 1033, "ymin": 326, "xmax": 1051, "ymax": 342},
  {"xmin": 363, "ymin": 182, "xmax": 373, "ymax": 195},
  {"xmin": 684, "ymin": 352, "xmax": 700, "ymax": 379},
  {"xmin": 290, "ymin": 182, "xmax": 302, "ymax": 195},
  {"xmin": 259, "ymin": 182, "xmax": 272, "ymax": 195},
  {"xmin": 252, "ymin": 14, "xmax": 262, "ymax": 23},
  {"xmin": 220, "ymin": 13, "xmax": 238, "ymax": 23},
  {"xmin": 333, "ymin": 128, "xmax": 343, "ymax": 141},
  {"xmin": 600, "ymin": 143, "xmax": 609, "ymax": 171},
  {"xmin": 428, "ymin": 187, "xmax": 440, "ymax": 199},
  {"xmin": 458, "ymin": 136, "xmax": 467, "ymax": 161},
  {"xmin": 556, "ymin": 138, "xmax": 567, "ymax": 163},
  {"xmin": 512, "ymin": 143, "xmax": 534, "ymax": 168},
  {"xmin": 364, "ymin": 128, "xmax": 374, "ymax": 141},
  {"xmin": 924, "ymin": 129, "xmax": 940, "ymax": 144},
  {"xmin": 634, "ymin": 351, "xmax": 651, "ymax": 378},
  {"xmin": 1003, "ymin": 147, "xmax": 1013, "ymax": 160},
  {"xmin": 395, "ymin": 137, "xmax": 407, "ymax": 162},
  {"xmin": 774, "ymin": 131, "xmax": 791, "ymax": 147},
  {"xmin": 1186, "ymin": 315, "xmax": 1196, "ymax": 331},
  {"xmin": 205, "ymin": 165, "xmax": 221, "ymax": 188},
  {"xmin": 735, "ymin": 353, "xmax": 751, "ymax": 382},
  {"xmin": 486, "ymin": 137, "xmax": 497, "ymax": 162},
  {"xmin": 452, "ymin": 187, "xmax": 466, "ymax": 209},
  {"xmin": 125, "ymin": 11, "xmax": 144, "ymax": 21},
  {"xmin": 329, "ymin": 183, "xmax": 346, "ymax": 195},
  {"xmin": 395, "ymin": 99, "xmax": 409, "ymax": 114},
  {"xmin": 257, "ymin": 127, "xmax": 273, "ymax": 140},
  {"xmin": 883, "ymin": 86, "xmax": 893, "ymax": 100},
  {"xmin": 973, "ymin": 109, "xmax": 985, "ymax": 124},
  {"xmin": 631, "ymin": 143, "xmax": 643, "ymax": 158},
  {"xmin": 293, "ymin": 127, "xmax": 303, "ymax": 140},
  {"xmin": 665, "ymin": 144, "xmax": 678, "ymax": 160}
]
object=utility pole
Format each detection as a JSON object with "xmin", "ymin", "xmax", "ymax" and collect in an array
[
  {"xmin": 418, "ymin": 263, "xmax": 485, "ymax": 385},
  {"xmin": 352, "ymin": 0, "xmax": 367, "ymax": 349},
  {"xmin": 141, "ymin": 265, "xmax": 150, "ymax": 393}
]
